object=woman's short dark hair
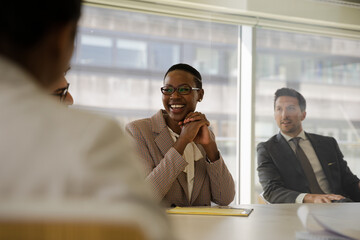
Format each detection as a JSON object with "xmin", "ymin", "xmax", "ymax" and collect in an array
[
  {"xmin": 274, "ymin": 88, "xmax": 306, "ymax": 112},
  {"xmin": 164, "ymin": 63, "xmax": 202, "ymax": 89},
  {"xmin": 0, "ymin": 0, "xmax": 82, "ymax": 49}
]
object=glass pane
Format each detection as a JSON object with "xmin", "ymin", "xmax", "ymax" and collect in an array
[
  {"xmin": 194, "ymin": 47, "xmax": 220, "ymax": 75},
  {"xmin": 78, "ymin": 35, "xmax": 113, "ymax": 66},
  {"xmin": 116, "ymin": 39, "xmax": 147, "ymax": 69},
  {"xmin": 150, "ymin": 42, "xmax": 180, "ymax": 71},
  {"xmin": 68, "ymin": 6, "xmax": 240, "ymax": 202},
  {"xmin": 254, "ymin": 28, "xmax": 360, "ymax": 202}
]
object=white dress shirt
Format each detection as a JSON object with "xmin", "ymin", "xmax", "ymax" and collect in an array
[
  {"xmin": 0, "ymin": 56, "xmax": 173, "ymax": 240},
  {"xmin": 281, "ymin": 131, "xmax": 331, "ymax": 203},
  {"xmin": 168, "ymin": 127, "xmax": 203, "ymax": 201}
]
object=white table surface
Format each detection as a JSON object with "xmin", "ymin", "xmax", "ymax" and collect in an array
[{"xmin": 168, "ymin": 203, "xmax": 360, "ymax": 240}]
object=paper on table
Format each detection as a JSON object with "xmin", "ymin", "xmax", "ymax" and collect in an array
[
  {"xmin": 166, "ymin": 206, "xmax": 253, "ymax": 217},
  {"xmin": 297, "ymin": 205, "xmax": 360, "ymax": 240}
]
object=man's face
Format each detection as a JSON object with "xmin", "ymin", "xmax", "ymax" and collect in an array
[{"xmin": 274, "ymin": 96, "xmax": 306, "ymax": 137}]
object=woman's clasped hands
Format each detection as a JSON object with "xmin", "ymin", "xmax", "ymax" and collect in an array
[{"xmin": 178, "ymin": 111, "xmax": 214, "ymax": 146}]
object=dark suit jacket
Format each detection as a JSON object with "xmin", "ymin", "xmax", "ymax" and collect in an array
[{"xmin": 257, "ymin": 132, "xmax": 360, "ymax": 203}]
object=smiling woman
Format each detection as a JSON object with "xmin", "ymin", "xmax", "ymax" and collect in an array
[{"xmin": 125, "ymin": 63, "xmax": 235, "ymax": 207}]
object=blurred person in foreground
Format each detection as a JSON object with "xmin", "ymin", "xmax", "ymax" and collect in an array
[
  {"xmin": 126, "ymin": 63, "xmax": 235, "ymax": 207},
  {"xmin": 0, "ymin": 1, "xmax": 172, "ymax": 239},
  {"xmin": 51, "ymin": 67, "xmax": 74, "ymax": 105},
  {"xmin": 257, "ymin": 87, "xmax": 360, "ymax": 203}
]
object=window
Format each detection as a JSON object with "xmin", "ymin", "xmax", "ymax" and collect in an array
[
  {"xmin": 116, "ymin": 39, "xmax": 147, "ymax": 69},
  {"xmin": 150, "ymin": 42, "xmax": 180, "ymax": 71},
  {"xmin": 78, "ymin": 35, "xmax": 113, "ymax": 66}
]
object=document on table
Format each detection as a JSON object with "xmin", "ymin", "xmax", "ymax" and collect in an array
[
  {"xmin": 296, "ymin": 205, "xmax": 360, "ymax": 240},
  {"xmin": 166, "ymin": 206, "xmax": 253, "ymax": 217}
]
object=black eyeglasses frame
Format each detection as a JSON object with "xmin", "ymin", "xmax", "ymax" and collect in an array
[{"xmin": 160, "ymin": 84, "xmax": 200, "ymax": 95}]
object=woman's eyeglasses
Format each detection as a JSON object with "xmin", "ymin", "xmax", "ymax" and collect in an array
[
  {"xmin": 52, "ymin": 83, "xmax": 69, "ymax": 102},
  {"xmin": 161, "ymin": 84, "xmax": 200, "ymax": 95}
]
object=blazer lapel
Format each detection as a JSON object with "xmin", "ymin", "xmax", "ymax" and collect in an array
[
  {"xmin": 154, "ymin": 128, "xmax": 174, "ymax": 160},
  {"xmin": 306, "ymin": 133, "xmax": 333, "ymax": 190},
  {"xmin": 190, "ymin": 145, "xmax": 206, "ymax": 205},
  {"xmin": 151, "ymin": 110, "xmax": 173, "ymax": 164},
  {"xmin": 178, "ymin": 172, "xmax": 190, "ymax": 204},
  {"xmin": 271, "ymin": 133, "xmax": 305, "ymax": 178},
  {"xmin": 151, "ymin": 110, "xmax": 189, "ymax": 202}
]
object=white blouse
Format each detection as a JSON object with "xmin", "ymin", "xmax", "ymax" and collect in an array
[{"xmin": 168, "ymin": 127, "xmax": 203, "ymax": 201}]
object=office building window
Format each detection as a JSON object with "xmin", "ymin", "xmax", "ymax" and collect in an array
[
  {"xmin": 116, "ymin": 39, "xmax": 147, "ymax": 69},
  {"xmin": 150, "ymin": 42, "xmax": 180, "ymax": 71},
  {"xmin": 78, "ymin": 35, "xmax": 113, "ymax": 66}
]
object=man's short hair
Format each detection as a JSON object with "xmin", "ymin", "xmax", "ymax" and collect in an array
[
  {"xmin": 164, "ymin": 63, "xmax": 202, "ymax": 89},
  {"xmin": 0, "ymin": 0, "xmax": 82, "ymax": 50},
  {"xmin": 274, "ymin": 87, "xmax": 306, "ymax": 112}
]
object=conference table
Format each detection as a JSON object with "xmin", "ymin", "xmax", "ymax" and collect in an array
[{"xmin": 168, "ymin": 203, "xmax": 360, "ymax": 240}]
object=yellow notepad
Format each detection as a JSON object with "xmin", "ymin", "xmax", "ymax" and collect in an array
[{"xmin": 166, "ymin": 206, "xmax": 253, "ymax": 217}]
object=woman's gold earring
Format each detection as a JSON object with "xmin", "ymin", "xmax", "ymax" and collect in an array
[{"xmin": 198, "ymin": 99, "xmax": 202, "ymax": 102}]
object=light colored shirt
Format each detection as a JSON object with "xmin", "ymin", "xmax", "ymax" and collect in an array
[
  {"xmin": 0, "ymin": 56, "xmax": 173, "ymax": 240},
  {"xmin": 168, "ymin": 127, "xmax": 203, "ymax": 201},
  {"xmin": 281, "ymin": 131, "xmax": 331, "ymax": 203}
]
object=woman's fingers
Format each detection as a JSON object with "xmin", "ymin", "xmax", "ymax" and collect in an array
[{"xmin": 183, "ymin": 112, "xmax": 208, "ymax": 125}]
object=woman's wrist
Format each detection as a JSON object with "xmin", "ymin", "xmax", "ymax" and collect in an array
[
  {"xmin": 202, "ymin": 141, "xmax": 219, "ymax": 162},
  {"xmin": 173, "ymin": 137, "xmax": 190, "ymax": 155}
]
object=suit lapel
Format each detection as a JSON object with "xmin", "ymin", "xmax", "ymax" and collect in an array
[
  {"xmin": 154, "ymin": 128, "xmax": 174, "ymax": 161},
  {"xmin": 271, "ymin": 133, "xmax": 305, "ymax": 178},
  {"xmin": 190, "ymin": 145, "xmax": 206, "ymax": 205},
  {"xmin": 151, "ymin": 110, "xmax": 189, "ymax": 203},
  {"xmin": 177, "ymin": 172, "xmax": 190, "ymax": 203},
  {"xmin": 306, "ymin": 133, "xmax": 333, "ymax": 190},
  {"xmin": 151, "ymin": 110, "xmax": 173, "ymax": 165}
]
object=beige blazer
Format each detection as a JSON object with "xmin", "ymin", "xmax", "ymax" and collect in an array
[
  {"xmin": 126, "ymin": 110, "xmax": 235, "ymax": 207},
  {"xmin": 0, "ymin": 56, "xmax": 172, "ymax": 240}
]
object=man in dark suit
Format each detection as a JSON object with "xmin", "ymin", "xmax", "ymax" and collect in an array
[{"xmin": 257, "ymin": 88, "xmax": 360, "ymax": 203}]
